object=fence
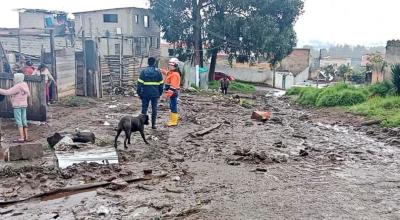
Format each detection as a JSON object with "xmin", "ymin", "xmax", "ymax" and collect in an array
[{"xmin": 0, "ymin": 73, "xmax": 47, "ymax": 121}]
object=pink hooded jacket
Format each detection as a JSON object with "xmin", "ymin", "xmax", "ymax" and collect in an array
[{"xmin": 0, "ymin": 82, "xmax": 30, "ymax": 108}]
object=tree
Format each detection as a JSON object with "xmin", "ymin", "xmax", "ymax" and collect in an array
[{"xmin": 151, "ymin": 0, "xmax": 304, "ymax": 82}]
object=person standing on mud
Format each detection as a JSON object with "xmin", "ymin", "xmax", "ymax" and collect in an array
[
  {"xmin": 0, "ymin": 73, "xmax": 30, "ymax": 142},
  {"xmin": 137, "ymin": 57, "xmax": 164, "ymax": 129},
  {"xmin": 161, "ymin": 58, "xmax": 181, "ymax": 127},
  {"xmin": 33, "ymin": 64, "xmax": 56, "ymax": 105},
  {"xmin": 220, "ymin": 76, "xmax": 230, "ymax": 95}
]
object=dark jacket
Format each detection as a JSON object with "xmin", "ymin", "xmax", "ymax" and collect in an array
[
  {"xmin": 220, "ymin": 78, "xmax": 230, "ymax": 89},
  {"xmin": 137, "ymin": 66, "xmax": 164, "ymax": 98}
]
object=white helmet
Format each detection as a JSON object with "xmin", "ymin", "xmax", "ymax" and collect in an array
[{"xmin": 168, "ymin": 57, "xmax": 180, "ymax": 67}]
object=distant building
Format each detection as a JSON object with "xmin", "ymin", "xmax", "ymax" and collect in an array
[
  {"xmin": 18, "ymin": 8, "xmax": 73, "ymax": 36},
  {"xmin": 320, "ymin": 57, "xmax": 351, "ymax": 68},
  {"xmin": 73, "ymin": 7, "xmax": 161, "ymax": 57},
  {"xmin": 275, "ymin": 48, "xmax": 311, "ymax": 89}
]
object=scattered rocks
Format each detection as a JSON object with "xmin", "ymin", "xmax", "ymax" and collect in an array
[
  {"xmin": 361, "ymin": 120, "xmax": 382, "ymax": 126},
  {"xmin": 172, "ymin": 176, "xmax": 181, "ymax": 182},
  {"xmin": 292, "ymin": 133, "xmax": 307, "ymax": 139},
  {"xmin": 251, "ymin": 167, "xmax": 267, "ymax": 172},
  {"xmin": 96, "ymin": 206, "xmax": 110, "ymax": 216},
  {"xmin": 172, "ymin": 155, "xmax": 185, "ymax": 162},
  {"xmin": 273, "ymin": 141, "xmax": 287, "ymax": 148},
  {"xmin": 166, "ymin": 186, "xmax": 184, "ymax": 193},
  {"xmin": 228, "ymin": 161, "xmax": 240, "ymax": 166},
  {"xmin": 233, "ymin": 148, "xmax": 251, "ymax": 156},
  {"xmin": 108, "ymin": 178, "xmax": 128, "ymax": 190},
  {"xmin": 299, "ymin": 149, "xmax": 309, "ymax": 157},
  {"xmin": 299, "ymin": 114, "xmax": 310, "ymax": 121},
  {"xmin": 270, "ymin": 116, "xmax": 283, "ymax": 124},
  {"xmin": 137, "ymin": 184, "xmax": 154, "ymax": 191},
  {"xmin": 251, "ymin": 111, "xmax": 271, "ymax": 122}
]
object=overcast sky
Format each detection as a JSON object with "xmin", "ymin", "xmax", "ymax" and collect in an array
[{"xmin": 0, "ymin": 0, "xmax": 399, "ymax": 47}]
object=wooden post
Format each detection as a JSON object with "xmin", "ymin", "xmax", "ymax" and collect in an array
[
  {"xmin": 119, "ymin": 36, "xmax": 124, "ymax": 87},
  {"xmin": 82, "ymin": 31, "xmax": 87, "ymax": 96},
  {"xmin": 17, "ymin": 29, "xmax": 21, "ymax": 53},
  {"xmin": 106, "ymin": 37, "xmax": 110, "ymax": 56},
  {"xmin": 50, "ymin": 29, "xmax": 58, "ymax": 101},
  {"xmin": 96, "ymin": 37, "xmax": 102, "ymax": 98}
]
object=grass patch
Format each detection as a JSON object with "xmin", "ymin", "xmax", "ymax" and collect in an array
[
  {"xmin": 209, "ymin": 80, "xmax": 256, "ymax": 92},
  {"xmin": 60, "ymin": 96, "xmax": 96, "ymax": 107},
  {"xmin": 368, "ymin": 81, "xmax": 394, "ymax": 97},
  {"xmin": 298, "ymin": 87, "xmax": 321, "ymax": 106},
  {"xmin": 286, "ymin": 83, "xmax": 367, "ymax": 107},
  {"xmin": 350, "ymin": 96, "xmax": 400, "ymax": 127},
  {"xmin": 240, "ymin": 99, "xmax": 255, "ymax": 109},
  {"xmin": 286, "ymin": 86, "xmax": 305, "ymax": 96}
]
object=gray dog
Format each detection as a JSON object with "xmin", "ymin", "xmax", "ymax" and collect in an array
[{"xmin": 114, "ymin": 114, "xmax": 149, "ymax": 149}]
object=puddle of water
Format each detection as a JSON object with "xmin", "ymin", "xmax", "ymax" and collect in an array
[{"xmin": 55, "ymin": 147, "xmax": 119, "ymax": 169}]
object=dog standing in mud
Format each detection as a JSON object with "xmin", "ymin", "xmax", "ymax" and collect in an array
[{"xmin": 114, "ymin": 114, "xmax": 149, "ymax": 149}]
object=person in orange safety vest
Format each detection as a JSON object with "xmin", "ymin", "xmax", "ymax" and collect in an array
[{"xmin": 161, "ymin": 58, "xmax": 181, "ymax": 126}]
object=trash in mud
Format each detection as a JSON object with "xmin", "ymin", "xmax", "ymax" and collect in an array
[
  {"xmin": 273, "ymin": 141, "xmax": 287, "ymax": 148},
  {"xmin": 189, "ymin": 123, "xmax": 222, "ymax": 137},
  {"xmin": 227, "ymin": 161, "xmax": 240, "ymax": 166},
  {"xmin": 103, "ymin": 121, "xmax": 111, "ymax": 126},
  {"xmin": 299, "ymin": 149, "xmax": 309, "ymax": 157},
  {"xmin": 55, "ymin": 147, "xmax": 119, "ymax": 169},
  {"xmin": 47, "ymin": 131, "xmax": 96, "ymax": 149},
  {"xmin": 251, "ymin": 111, "xmax": 271, "ymax": 122}
]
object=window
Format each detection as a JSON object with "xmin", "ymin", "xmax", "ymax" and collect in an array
[
  {"xmin": 103, "ymin": 14, "xmax": 118, "ymax": 23},
  {"xmin": 156, "ymin": 37, "xmax": 160, "ymax": 49},
  {"xmin": 134, "ymin": 15, "xmax": 139, "ymax": 24},
  {"xmin": 115, "ymin": 44, "xmax": 120, "ymax": 55},
  {"xmin": 144, "ymin": 15, "xmax": 149, "ymax": 28}
]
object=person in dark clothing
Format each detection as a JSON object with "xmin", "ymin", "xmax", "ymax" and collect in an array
[
  {"xmin": 220, "ymin": 76, "xmax": 230, "ymax": 95},
  {"xmin": 137, "ymin": 57, "xmax": 164, "ymax": 129}
]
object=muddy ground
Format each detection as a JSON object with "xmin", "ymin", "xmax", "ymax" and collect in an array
[{"xmin": 1, "ymin": 87, "xmax": 400, "ymax": 219}]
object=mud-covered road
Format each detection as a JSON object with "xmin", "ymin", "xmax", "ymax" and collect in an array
[{"xmin": 1, "ymin": 88, "xmax": 400, "ymax": 219}]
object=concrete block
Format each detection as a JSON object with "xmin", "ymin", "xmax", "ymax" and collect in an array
[{"xmin": 5, "ymin": 143, "xmax": 43, "ymax": 161}]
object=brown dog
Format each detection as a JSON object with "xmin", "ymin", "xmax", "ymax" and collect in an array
[{"xmin": 114, "ymin": 114, "xmax": 149, "ymax": 149}]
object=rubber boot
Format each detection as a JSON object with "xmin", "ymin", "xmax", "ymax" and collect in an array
[
  {"xmin": 167, "ymin": 113, "xmax": 178, "ymax": 126},
  {"xmin": 151, "ymin": 114, "xmax": 157, "ymax": 129}
]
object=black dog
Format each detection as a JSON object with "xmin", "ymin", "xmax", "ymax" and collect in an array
[{"xmin": 114, "ymin": 114, "xmax": 149, "ymax": 149}]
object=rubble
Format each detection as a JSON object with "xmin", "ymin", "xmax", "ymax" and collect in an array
[
  {"xmin": 4, "ymin": 143, "xmax": 43, "ymax": 161},
  {"xmin": 251, "ymin": 111, "xmax": 271, "ymax": 122}
]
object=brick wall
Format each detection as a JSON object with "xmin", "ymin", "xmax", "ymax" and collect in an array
[{"xmin": 0, "ymin": 35, "xmax": 70, "ymax": 55}]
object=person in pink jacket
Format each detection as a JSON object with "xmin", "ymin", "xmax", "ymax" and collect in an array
[{"xmin": 0, "ymin": 73, "xmax": 31, "ymax": 142}]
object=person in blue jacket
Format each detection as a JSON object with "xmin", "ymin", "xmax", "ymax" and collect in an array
[{"xmin": 137, "ymin": 57, "xmax": 164, "ymax": 129}]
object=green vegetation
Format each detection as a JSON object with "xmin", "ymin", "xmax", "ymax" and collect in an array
[
  {"xmin": 60, "ymin": 96, "xmax": 96, "ymax": 107},
  {"xmin": 350, "ymin": 96, "xmax": 400, "ymax": 127},
  {"xmin": 287, "ymin": 83, "xmax": 367, "ymax": 107},
  {"xmin": 287, "ymin": 74, "xmax": 400, "ymax": 127},
  {"xmin": 240, "ymin": 99, "xmax": 255, "ymax": 109},
  {"xmin": 209, "ymin": 81, "xmax": 256, "ymax": 93},
  {"xmin": 368, "ymin": 81, "xmax": 393, "ymax": 97}
]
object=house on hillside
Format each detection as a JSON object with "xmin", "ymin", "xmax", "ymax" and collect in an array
[
  {"xmin": 73, "ymin": 7, "xmax": 161, "ymax": 57},
  {"xmin": 18, "ymin": 8, "xmax": 74, "ymax": 37},
  {"xmin": 320, "ymin": 57, "xmax": 352, "ymax": 67},
  {"xmin": 274, "ymin": 48, "xmax": 311, "ymax": 90}
]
